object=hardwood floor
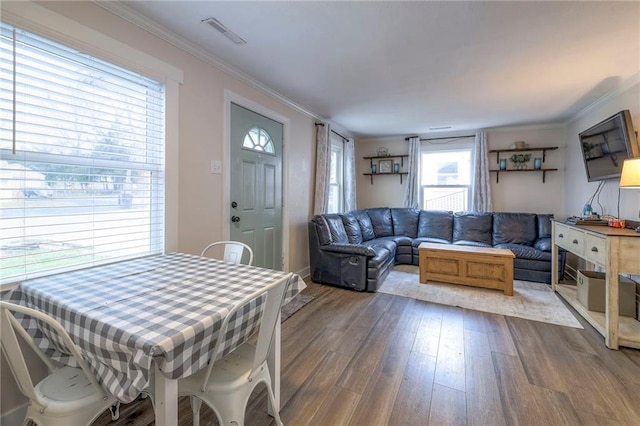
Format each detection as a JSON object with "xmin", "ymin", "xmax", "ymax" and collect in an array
[{"xmin": 94, "ymin": 281, "xmax": 640, "ymax": 426}]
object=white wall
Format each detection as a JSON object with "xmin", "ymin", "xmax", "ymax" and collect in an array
[
  {"xmin": 356, "ymin": 136, "xmax": 408, "ymax": 208},
  {"xmin": 563, "ymin": 81, "xmax": 640, "ymax": 221},
  {"xmin": 357, "ymin": 127, "xmax": 566, "ymax": 215},
  {"xmin": 487, "ymin": 126, "xmax": 566, "ymax": 215}
]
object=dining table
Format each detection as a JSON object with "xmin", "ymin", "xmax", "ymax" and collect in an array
[{"xmin": 5, "ymin": 252, "xmax": 306, "ymax": 425}]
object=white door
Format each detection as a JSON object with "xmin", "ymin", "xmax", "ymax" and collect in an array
[{"xmin": 230, "ymin": 103, "xmax": 283, "ymax": 270}]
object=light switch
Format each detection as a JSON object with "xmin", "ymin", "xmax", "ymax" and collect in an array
[{"xmin": 210, "ymin": 160, "xmax": 222, "ymax": 174}]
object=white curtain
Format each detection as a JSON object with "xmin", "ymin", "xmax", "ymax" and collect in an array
[
  {"xmin": 403, "ymin": 136, "xmax": 421, "ymax": 208},
  {"xmin": 343, "ymin": 138, "xmax": 357, "ymax": 212},
  {"xmin": 313, "ymin": 123, "xmax": 331, "ymax": 215},
  {"xmin": 471, "ymin": 131, "xmax": 493, "ymax": 212}
]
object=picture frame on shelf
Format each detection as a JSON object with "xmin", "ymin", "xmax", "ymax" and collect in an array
[{"xmin": 379, "ymin": 159, "xmax": 392, "ymax": 173}]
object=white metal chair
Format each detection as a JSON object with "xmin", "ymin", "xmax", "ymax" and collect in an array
[
  {"xmin": 200, "ymin": 240, "xmax": 254, "ymax": 266},
  {"xmin": 0, "ymin": 301, "xmax": 119, "ymax": 426},
  {"xmin": 179, "ymin": 272, "xmax": 293, "ymax": 426}
]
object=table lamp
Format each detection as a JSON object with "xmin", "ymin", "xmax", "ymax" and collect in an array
[{"xmin": 620, "ymin": 158, "xmax": 640, "ymax": 232}]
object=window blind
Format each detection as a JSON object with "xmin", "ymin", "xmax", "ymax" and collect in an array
[{"xmin": 0, "ymin": 23, "xmax": 165, "ymax": 285}]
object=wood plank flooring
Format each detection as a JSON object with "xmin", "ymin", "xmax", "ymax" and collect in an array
[{"xmin": 94, "ymin": 281, "xmax": 640, "ymax": 426}]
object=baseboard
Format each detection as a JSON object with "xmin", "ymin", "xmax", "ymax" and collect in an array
[
  {"xmin": 1, "ymin": 403, "xmax": 27, "ymax": 425},
  {"xmin": 295, "ymin": 266, "xmax": 310, "ymax": 280}
]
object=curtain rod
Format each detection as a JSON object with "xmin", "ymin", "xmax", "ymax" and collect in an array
[
  {"xmin": 405, "ymin": 134, "xmax": 476, "ymax": 142},
  {"xmin": 315, "ymin": 122, "xmax": 349, "ymax": 141}
]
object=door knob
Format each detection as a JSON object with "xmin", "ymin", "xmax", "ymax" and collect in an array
[
  {"xmin": 231, "ymin": 216, "xmax": 240, "ymax": 223},
  {"xmin": 231, "ymin": 201, "xmax": 238, "ymax": 208}
]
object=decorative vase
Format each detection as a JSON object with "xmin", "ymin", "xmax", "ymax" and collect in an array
[
  {"xmin": 371, "ymin": 164, "xmax": 377, "ymax": 174},
  {"xmin": 534, "ymin": 158, "xmax": 542, "ymax": 169},
  {"xmin": 393, "ymin": 163, "xmax": 400, "ymax": 173}
]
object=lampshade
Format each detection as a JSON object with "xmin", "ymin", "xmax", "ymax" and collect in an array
[{"xmin": 620, "ymin": 158, "xmax": 640, "ymax": 188}]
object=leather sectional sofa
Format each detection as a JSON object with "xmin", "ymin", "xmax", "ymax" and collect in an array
[{"xmin": 308, "ymin": 208, "xmax": 566, "ymax": 292}]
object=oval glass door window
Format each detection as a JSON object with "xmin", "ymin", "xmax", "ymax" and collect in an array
[{"xmin": 243, "ymin": 127, "xmax": 275, "ymax": 154}]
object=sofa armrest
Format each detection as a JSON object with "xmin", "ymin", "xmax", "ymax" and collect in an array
[{"xmin": 322, "ymin": 244, "xmax": 376, "ymax": 256}]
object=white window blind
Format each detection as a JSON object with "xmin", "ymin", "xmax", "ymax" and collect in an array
[{"xmin": 0, "ymin": 23, "xmax": 165, "ymax": 285}]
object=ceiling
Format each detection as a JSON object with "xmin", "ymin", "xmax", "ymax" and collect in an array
[{"xmin": 117, "ymin": 1, "xmax": 639, "ymax": 138}]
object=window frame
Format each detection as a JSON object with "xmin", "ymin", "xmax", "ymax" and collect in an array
[
  {"xmin": 419, "ymin": 142, "xmax": 475, "ymax": 212},
  {"xmin": 0, "ymin": 4, "xmax": 183, "ymax": 290},
  {"xmin": 328, "ymin": 135, "xmax": 345, "ymax": 214}
]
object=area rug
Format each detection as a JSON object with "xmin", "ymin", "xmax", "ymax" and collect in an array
[
  {"xmin": 281, "ymin": 294, "xmax": 315, "ymax": 322},
  {"xmin": 379, "ymin": 265, "xmax": 583, "ymax": 329}
]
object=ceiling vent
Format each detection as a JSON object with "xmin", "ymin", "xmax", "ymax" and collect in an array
[
  {"xmin": 202, "ymin": 17, "xmax": 246, "ymax": 45},
  {"xmin": 429, "ymin": 126, "xmax": 452, "ymax": 130}
]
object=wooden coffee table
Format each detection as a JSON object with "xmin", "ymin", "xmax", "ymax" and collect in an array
[{"xmin": 418, "ymin": 242, "xmax": 515, "ymax": 295}]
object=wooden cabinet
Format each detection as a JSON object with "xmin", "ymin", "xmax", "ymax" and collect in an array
[
  {"xmin": 363, "ymin": 154, "xmax": 409, "ymax": 184},
  {"xmin": 552, "ymin": 222, "xmax": 640, "ymax": 349},
  {"xmin": 489, "ymin": 146, "xmax": 558, "ymax": 183}
]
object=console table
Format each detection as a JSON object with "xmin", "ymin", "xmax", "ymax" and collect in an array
[{"xmin": 551, "ymin": 222, "xmax": 640, "ymax": 349}]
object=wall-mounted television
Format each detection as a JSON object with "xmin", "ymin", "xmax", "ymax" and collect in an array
[{"xmin": 578, "ymin": 110, "xmax": 639, "ymax": 182}]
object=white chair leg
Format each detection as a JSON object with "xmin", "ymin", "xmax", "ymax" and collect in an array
[
  {"xmin": 190, "ymin": 396, "xmax": 202, "ymax": 426},
  {"xmin": 265, "ymin": 382, "xmax": 283, "ymax": 426}
]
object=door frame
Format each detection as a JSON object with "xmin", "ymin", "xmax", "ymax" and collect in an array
[{"xmin": 223, "ymin": 90, "xmax": 291, "ymax": 270}]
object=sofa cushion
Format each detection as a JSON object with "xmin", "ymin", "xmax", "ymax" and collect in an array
[
  {"xmin": 453, "ymin": 212, "xmax": 492, "ymax": 246},
  {"xmin": 311, "ymin": 215, "xmax": 332, "ymax": 245},
  {"xmin": 534, "ymin": 237, "xmax": 552, "ymax": 252},
  {"xmin": 367, "ymin": 208, "xmax": 393, "ymax": 237},
  {"xmin": 493, "ymin": 243, "xmax": 551, "ymax": 261},
  {"xmin": 323, "ymin": 214, "xmax": 349, "ymax": 244},
  {"xmin": 341, "ymin": 212, "xmax": 363, "ymax": 244},
  {"xmin": 418, "ymin": 210, "xmax": 453, "ymax": 242},
  {"xmin": 364, "ymin": 238, "xmax": 397, "ymax": 253},
  {"xmin": 391, "ymin": 208, "xmax": 419, "ymax": 238},
  {"xmin": 363, "ymin": 239, "xmax": 396, "ymax": 268},
  {"xmin": 493, "ymin": 213, "xmax": 537, "ymax": 246},
  {"xmin": 537, "ymin": 214, "xmax": 553, "ymax": 238},
  {"xmin": 351, "ymin": 209, "xmax": 375, "ymax": 241}
]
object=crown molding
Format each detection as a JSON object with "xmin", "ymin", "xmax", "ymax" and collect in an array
[
  {"xmin": 93, "ymin": 1, "xmax": 323, "ymax": 121},
  {"xmin": 566, "ymin": 73, "xmax": 640, "ymax": 124},
  {"xmin": 487, "ymin": 122, "xmax": 566, "ymax": 132}
]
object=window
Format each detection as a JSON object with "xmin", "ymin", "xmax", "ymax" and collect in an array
[
  {"xmin": 242, "ymin": 126, "xmax": 274, "ymax": 153},
  {"xmin": 0, "ymin": 23, "xmax": 165, "ymax": 285},
  {"xmin": 327, "ymin": 136, "xmax": 344, "ymax": 214},
  {"xmin": 420, "ymin": 148, "xmax": 472, "ymax": 211}
]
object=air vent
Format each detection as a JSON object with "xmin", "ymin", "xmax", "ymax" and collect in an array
[
  {"xmin": 202, "ymin": 17, "xmax": 246, "ymax": 45},
  {"xmin": 429, "ymin": 126, "xmax": 452, "ymax": 130}
]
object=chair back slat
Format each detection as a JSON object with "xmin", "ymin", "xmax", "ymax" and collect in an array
[
  {"xmin": 0, "ymin": 307, "xmax": 40, "ymax": 404},
  {"xmin": 201, "ymin": 240, "xmax": 254, "ymax": 266},
  {"xmin": 251, "ymin": 275, "xmax": 290, "ymax": 375},
  {"xmin": 200, "ymin": 273, "xmax": 293, "ymax": 391},
  {"xmin": 223, "ymin": 243, "xmax": 245, "ymax": 264}
]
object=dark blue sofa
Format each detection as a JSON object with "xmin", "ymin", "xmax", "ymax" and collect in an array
[{"xmin": 308, "ymin": 208, "xmax": 566, "ymax": 292}]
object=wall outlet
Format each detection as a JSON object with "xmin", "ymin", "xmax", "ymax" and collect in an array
[{"xmin": 210, "ymin": 160, "xmax": 222, "ymax": 174}]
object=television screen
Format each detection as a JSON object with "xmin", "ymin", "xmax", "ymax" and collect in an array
[{"xmin": 578, "ymin": 110, "xmax": 639, "ymax": 182}]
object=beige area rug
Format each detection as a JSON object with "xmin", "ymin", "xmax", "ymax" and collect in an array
[{"xmin": 379, "ymin": 265, "xmax": 583, "ymax": 329}]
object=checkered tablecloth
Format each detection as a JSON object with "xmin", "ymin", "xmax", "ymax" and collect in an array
[{"xmin": 5, "ymin": 252, "xmax": 306, "ymax": 403}]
